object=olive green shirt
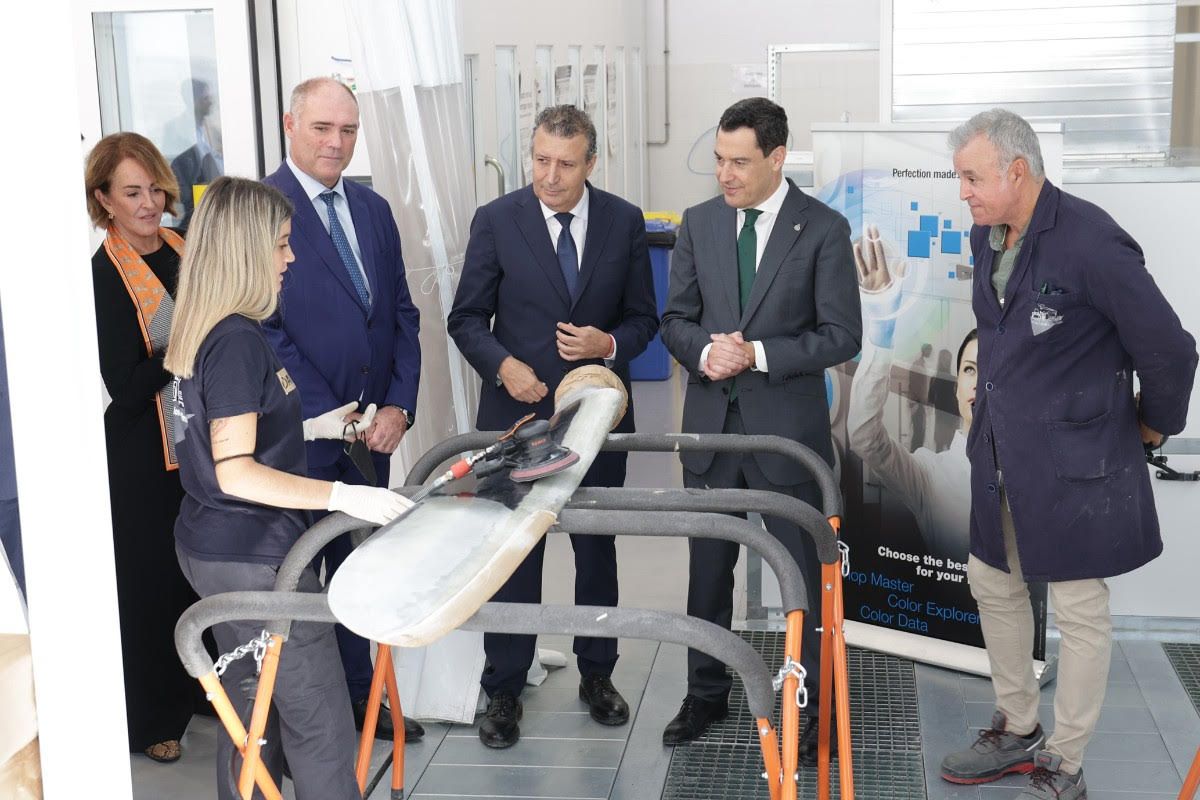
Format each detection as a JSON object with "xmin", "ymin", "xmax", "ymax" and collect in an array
[{"xmin": 988, "ymin": 224, "xmax": 1025, "ymax": 306}]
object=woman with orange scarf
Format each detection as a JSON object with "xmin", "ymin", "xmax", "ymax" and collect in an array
[{"xmin": 85, "ymin": 132, "xmax": 198, "ymax": 764}]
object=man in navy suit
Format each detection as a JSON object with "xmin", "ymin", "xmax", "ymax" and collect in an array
[
  {"xmin": 938, "ymin": 109, "xmax": 1196, "ymax": 800},
  {"xmin": 448, "ymin": 105, "xmax": 658, "ymax": 749},
  {"xmin": 262, "ymin": 77, "xmax": 423, "ymax": 742}
]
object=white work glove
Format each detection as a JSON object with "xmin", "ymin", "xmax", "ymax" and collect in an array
[
  {"xmin": 327, "ymin": 481, "xmax": 414, "ymax": 526},
  {"xmin": 303, "ymin": 402, "xmax": 377, "ymax": 442}
]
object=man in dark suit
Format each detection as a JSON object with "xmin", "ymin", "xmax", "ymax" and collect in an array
[
  {"xmin": 938, "ymin": 108, "xmax": 1196, "ymax": 800},
  {"xmin": 262, "ymin": 76, "xmax": 423, "ymax": 742},
  {"xmin": 448, "ymin": 105, "xmax": 658, "ymax": 749},
  {"xmin": 659, "ymin": 97, "xmax": 861, "ymax": 755}
]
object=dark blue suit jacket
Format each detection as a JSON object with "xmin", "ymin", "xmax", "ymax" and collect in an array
[
  {"xmin": 447, "ymin": 184, "xmax": 658, "ymax": 461},
  {"xmin": 262, "ymin": 164, "xmax": 421, "ymax": 471},
  {"xmin": 968, "ymin": 180, "xmax": 1196, "ymax": 581}
]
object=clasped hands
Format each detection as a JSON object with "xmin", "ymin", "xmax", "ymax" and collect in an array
[
  {"xmin": 703, "ymin": 332, "xmax": 756, "ymax": 381},
  {"xmin": 499, "ymin": 322, "xmax": 613, "ymax": 404}
]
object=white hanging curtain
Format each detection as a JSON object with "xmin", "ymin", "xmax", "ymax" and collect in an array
[
  {"xmin": 343, "ymin": 0, "xmax": 483, "ymax": 723},
  {"xmin": 344, "ymin": 0, "xmax": 479, "ymax": 470}
]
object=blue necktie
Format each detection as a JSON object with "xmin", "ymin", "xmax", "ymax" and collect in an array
[
  {"xmin": 319, "ymin": 190, "xmax": 370, "ymax": 307},
  {"xmin": 555, "ymin": 212, "xmax": 578, "ymax": 298}
]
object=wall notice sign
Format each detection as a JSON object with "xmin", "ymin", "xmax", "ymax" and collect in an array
[{"xmin": 554, "ymin": 64, "xmax": 576, "ymax": 106}]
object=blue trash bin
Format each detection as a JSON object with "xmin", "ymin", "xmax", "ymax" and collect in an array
[{"xmin": 630, "ymin": 220, "xmax": 676, "ymax": 381}]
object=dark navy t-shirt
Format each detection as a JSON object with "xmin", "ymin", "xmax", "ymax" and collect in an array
[{"xmin": 173, "ymin": 314, "xmax": 310, "ymax": 564}]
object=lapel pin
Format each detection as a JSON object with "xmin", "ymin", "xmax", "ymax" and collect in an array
[{"xmin": 793, "ymin": 223, "xmax": 802, "ymax": 231}]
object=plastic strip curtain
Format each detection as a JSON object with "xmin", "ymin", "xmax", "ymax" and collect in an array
[
  {"xmin": 343, "ymin": 0, "xmax": 486, "ymax": 724},
  {"xmin": 344, "ymin": 0, "xmax": 479, "ymax": 474}
]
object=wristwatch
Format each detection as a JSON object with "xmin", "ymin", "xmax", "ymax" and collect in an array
[{"xmin": 386, "ymin": 405, "xmax": 415, "ymax": 427}]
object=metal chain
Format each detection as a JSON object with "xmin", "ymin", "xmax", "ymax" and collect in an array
[
  {"xmin": 213, "ymin": 630, "xmax": 272, "ymax": 677},
  {"xmin": 771, "ymin": 656, "xmax": 809, "ymax": 709},
  {"xmin": 838, "ymin": 540, "xmax": 851, "ymax": 577}
]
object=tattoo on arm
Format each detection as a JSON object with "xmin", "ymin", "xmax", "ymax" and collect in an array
[{"xmin": 210, "ymin": 418, "xmax": 230, "ymax": 445}]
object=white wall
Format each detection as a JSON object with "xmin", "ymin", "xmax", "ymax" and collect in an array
[
  {"xmin": 277, "ymin": 0, "xmax": 647, "ymax": 196},
  {"xmin": 276, "ymin": 0, "xmax": 374, "ymax": 176},
  {"xmin": 644, "ymin": 0, "xmax": 881, "ymax": 212}
]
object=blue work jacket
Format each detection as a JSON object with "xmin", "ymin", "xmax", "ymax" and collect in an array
[{"xmin": 968, "ymin": 180, "xmax": 1197, "ymax": 581}]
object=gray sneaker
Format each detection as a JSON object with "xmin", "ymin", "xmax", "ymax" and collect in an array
[
  {"xmin": 1015, "ymin": 751, "xmax": 1087, "ymax": 800},
  {"xmin": 941, "ymin": 710, "xmax": 1045, "ymax": 784}
]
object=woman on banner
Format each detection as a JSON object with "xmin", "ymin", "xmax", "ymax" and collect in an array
[
  {"xmin": 164, "ymin": 176, "xmax": 410, "ymax": 800},
  {"xmin": 85, "ymin": 132, "xmax": 200, "ymax": 763},
  {"xmin": 847, "ymin": 222, "xmax": 978, "ymax": 562}
]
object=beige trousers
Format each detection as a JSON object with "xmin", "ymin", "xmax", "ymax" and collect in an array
[{"xmin": 966, "ymin": 490, "xmax": 1112, "ymax": 774}]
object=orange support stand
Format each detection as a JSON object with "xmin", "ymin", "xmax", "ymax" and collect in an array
[
  {"xmin": 355, "ymin": 644, "xmax": 390, "ymax": 791},
  {"xmin": 757, "ymin": 718, "xmax": 783, "ymax": 800},
  {"xmin": 1179, "ymin": 744, "xmax": 1200, "ymax": 800},
  {"xmin": 380, "ymin": 647, "xmax": 408, "ymax": 797},
  {"xmin": 817, "ymin": 561, "xmax": 838, "ymax": 800},
  {"xmin": 829, "ymin": 517, "xmax": 855, "ymax": 800},
  {"xmin": 198, "ymin": 672, "xmax": 282, "ymax": 800},
  {"xmin": 238, "ymin": 634, "xmax": 284, "ymax": 799},
  {"xmin": 780, "ymin": 610, "xmax": 805, "ymax": 800},
  {"xmin": 355, "ymin": 644, "xmax": 407, "ymax": 797}
]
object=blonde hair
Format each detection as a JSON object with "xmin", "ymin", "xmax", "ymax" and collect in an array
[
  {"xmin": 84, "ymin": 132, "xmax": 180, "ymax": 227},
  {"xmin": 165, "ymin": 177, "xmax": 293, "ymax": 378}
]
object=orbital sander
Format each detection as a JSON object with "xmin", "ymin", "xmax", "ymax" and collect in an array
[
  {"xmin": 506, "ymin": 418, "xmax": 581, "ymax": 481},
  {"xmin": 411, "ymin": 414, "xmax": 580, "ymax": 502}
]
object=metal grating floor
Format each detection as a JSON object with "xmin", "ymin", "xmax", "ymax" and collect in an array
[
  {"xmin": 1163, "ymin": 642, "xmax": 1200, "ymax": 716},
  {"xmin": 661, "ymin": 632, "xmax": 927, "ymax": 800}
]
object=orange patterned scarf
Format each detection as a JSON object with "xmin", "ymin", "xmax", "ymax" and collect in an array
[{"xmin": 102, "ymin": 226, "xmax": 186, "ymax": 470}]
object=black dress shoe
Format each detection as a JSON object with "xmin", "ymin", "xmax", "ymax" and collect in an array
[
  {"xmin": 402, "ymin": 714, "xmax": 425, "ymax": 741},
  {"xmin": 352, "ymin": 698, "xmax": 425, "ymax": 742},
  {"xmin": 662, "ymin": 694, "xmax": 728, "ymax": 745},
  {"xmin": 799, "ymin": 715, "xmax": 838, "ymax": 766},
  {"xmin": 579, "ymin": 674, "xmax": 630, "ymax": 726},
  {"xmin": 479, "ymin": 691, "xmax": 522, "ymax": 749}
]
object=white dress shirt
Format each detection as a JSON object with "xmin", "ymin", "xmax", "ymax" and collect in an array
[
  {"xmin": 286, "ymin": 157, "xmax": 371, "ymax": 301},
  {"xmin": 540, "ymin": 190, "xmax": 588, "ymax": 270},
  {"xmin": 539, "ymin": 189, "xmax": 616, "ymax": 362},
  {"xmin": 699, "ymin": 176, "xmax": 790, "ymax": 375}
]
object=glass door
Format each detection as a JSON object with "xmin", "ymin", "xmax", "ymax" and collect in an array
[{"xmin": 75, "ymin": 1, "xmax": 260, "ymax": 233}]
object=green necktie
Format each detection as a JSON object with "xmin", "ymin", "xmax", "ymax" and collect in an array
[
  {"xmin": 731, "ymin": 208, "xmax": 762, "ymax": 404},
  {"xmin": 737, "ymin": 208, "xmax": 763, "ymax": 311}
]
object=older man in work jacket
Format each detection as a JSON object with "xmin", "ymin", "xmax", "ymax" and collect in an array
[{"xmin": 939, "ymin": 108, "xmax": 1197, "ymax": 800}]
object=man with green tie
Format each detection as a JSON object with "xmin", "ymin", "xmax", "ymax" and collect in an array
[{"xmin": 659, "ymin": 97, "xmax": 862, "ymax": 753}]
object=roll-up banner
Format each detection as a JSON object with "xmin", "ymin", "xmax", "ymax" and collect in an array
[{"xmin": 808, "ymin": 123, "xmax": 1063, "ymax": 678}]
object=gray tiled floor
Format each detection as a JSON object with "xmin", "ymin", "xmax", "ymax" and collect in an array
[
  {"xmin": 133, "ymin": 633, "xmax": 1200, "ymax": 799},
  {"xmin": 920, "ymin": 638, "xmax": 1199, "ymax": 800}
]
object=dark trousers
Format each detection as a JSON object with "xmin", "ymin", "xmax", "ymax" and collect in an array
[
  {"xmin": 683, "ymin": 404, "xmax": 823, "ymax": 709},
  {"xmin": 310, "ymin": 450, "xmax": 391, "ymax": 703},
  {"xmin": 176, "ymin": 550, "xmax": 360, "ymax": 800},
  {"xmin": 481, "ymin": 451, "xmax": 625, "ymax": 698}
]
